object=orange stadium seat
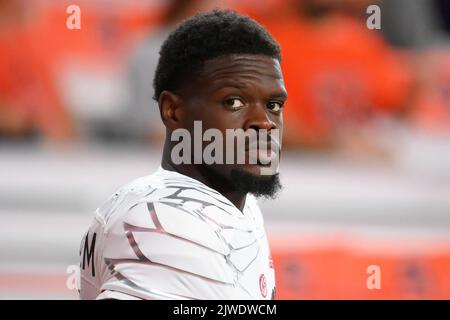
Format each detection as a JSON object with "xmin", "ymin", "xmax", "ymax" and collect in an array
[
  {"xmin": 270, "ymin": 233, "xmax": 450, "ymax": 299},
  {"xmin": 266, "ymin": 14, "xmax": 413, "ymax": 147}
]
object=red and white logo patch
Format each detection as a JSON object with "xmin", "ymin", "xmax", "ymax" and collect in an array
[{"xmin": 259, "ymin": 274, "xmax": 267, "ymax": 298}]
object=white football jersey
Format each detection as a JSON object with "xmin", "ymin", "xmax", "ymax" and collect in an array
[{"xmin": 79, "ymin": 167, "xmax": 276, "ymax": 300}]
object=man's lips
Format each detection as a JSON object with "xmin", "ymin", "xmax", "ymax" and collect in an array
[
  {"xmin": 244, "ymin": 137, "xmax": 280, "ymax": 152},
  {"xmin": 244, "ymin": 139, "xmax": 280, "ymax": 165}
]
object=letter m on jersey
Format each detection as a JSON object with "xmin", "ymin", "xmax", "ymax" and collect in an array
[{"xmin": 81, "ymin": 232, "xmax": 97, "ymax": 277}]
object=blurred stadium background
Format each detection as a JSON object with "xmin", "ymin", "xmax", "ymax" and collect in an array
[{"xmin": 0, "ymin": 0, "xmax": 450, "ymax": 299}]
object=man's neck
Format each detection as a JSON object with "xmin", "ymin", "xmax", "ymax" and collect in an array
[{"xmin": 161, "ymin": 143, "xmax": 247, "ymax": 211}]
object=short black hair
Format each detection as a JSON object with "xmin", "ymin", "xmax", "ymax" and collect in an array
[{"xmin": 153, "ymin": 9, "xmax": 281, "ymax": 101}]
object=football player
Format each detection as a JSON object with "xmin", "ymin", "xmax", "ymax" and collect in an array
[{"xmin": 79, "ymin": 9, "xmax": 287, "ymax": 300}]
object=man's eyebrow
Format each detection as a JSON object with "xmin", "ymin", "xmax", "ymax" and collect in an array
[
  {"xmin": 211, "ymin": 82, "xmax": 249, "ymax": 90},
  {"xmin": 211, "ymin": 82, "xmax": 288, "ymax": 98}
]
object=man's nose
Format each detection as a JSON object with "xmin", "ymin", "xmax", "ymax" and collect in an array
[{"xmin": 244, "ymin": 102, "xmax": 277, "ymax": 131}]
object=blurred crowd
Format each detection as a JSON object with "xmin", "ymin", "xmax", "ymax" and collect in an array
[
  {"xmin": 1, "ymin": 0, "xmax": 449, "ymax": 300},
  {"xmin": 0, "ymin": 0, "xmax": 449, "ymax": 152}
]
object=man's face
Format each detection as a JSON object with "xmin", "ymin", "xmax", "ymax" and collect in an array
[{"xmin": 177, "ymin": 54, "xmax": 287, "ymax": 196}]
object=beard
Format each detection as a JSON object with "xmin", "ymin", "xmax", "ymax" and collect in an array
[{"xmin": 229, "ymin": 169, "xmax": 282, "ymax": 199}]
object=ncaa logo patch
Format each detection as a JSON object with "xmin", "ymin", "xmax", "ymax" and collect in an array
[{"xmin": 259, "ymin": 274, "xmax": 267, "ymax": 298}]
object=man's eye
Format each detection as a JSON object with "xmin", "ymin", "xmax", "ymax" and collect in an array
[
  {"xmin": 267, "ymin": 101, "xmax": 283, "ymax": 112},
  {"xmin": 224, "ymin": 98, "xmax": 245, "ymax": 110}
]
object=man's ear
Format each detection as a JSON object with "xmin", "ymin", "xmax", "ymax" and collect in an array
[{"xmin": 158, "ymin": 90, "xmax": 184, "ymax": 130}]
